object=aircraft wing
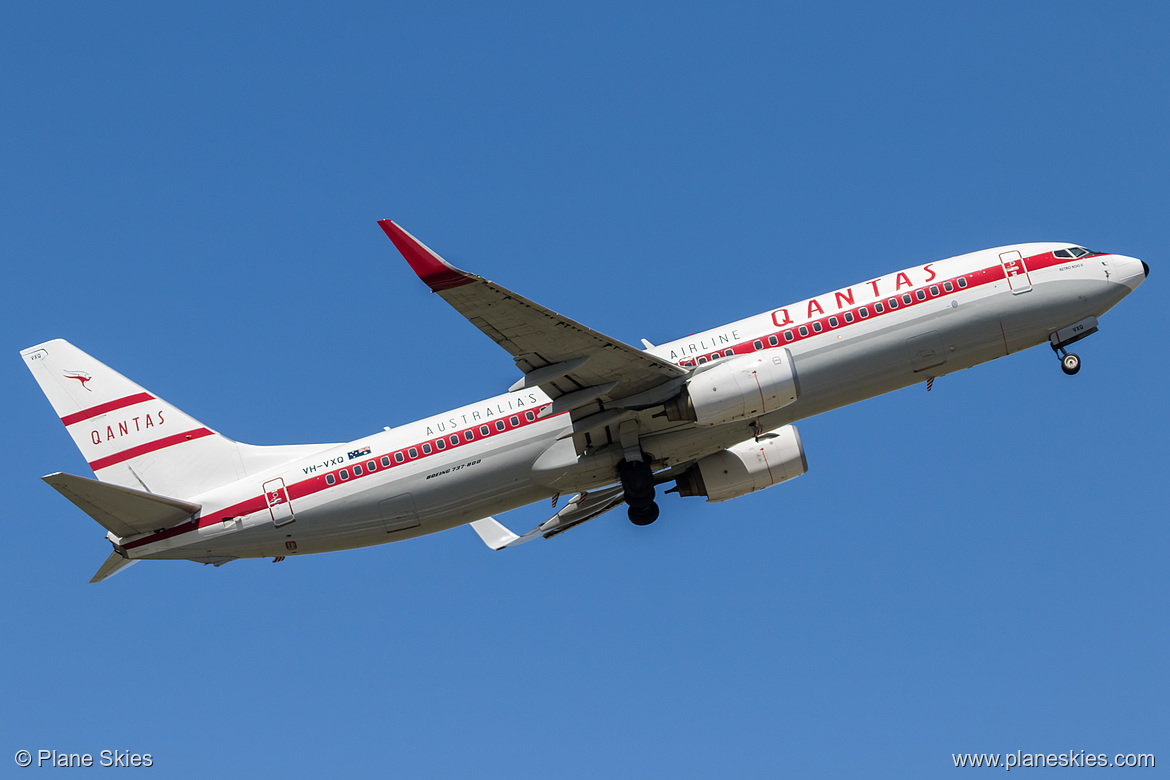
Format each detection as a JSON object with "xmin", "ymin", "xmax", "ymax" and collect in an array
[{"xmin": 379, "ymin": 220, "xmax": 686, "ymax": 410}]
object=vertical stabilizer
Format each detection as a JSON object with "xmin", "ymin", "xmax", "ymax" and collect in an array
[{"xmin": 21, "ymin": 339, "xmax": 325, "ymax": 498}]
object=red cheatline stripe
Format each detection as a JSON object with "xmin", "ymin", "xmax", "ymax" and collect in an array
[
  {"xmin": 123, "ymin": 406, "xmax": 565, "ymax": 549},
  {"xmin": 89, "ymin": 428, "xmax": 215, "ymax": 471},
  {"xmin": 61, "ymin": 392, "xmax": 155, "ymax": 426},
  {"xmin": 120, "ymin": 248, "xmax": 1093, "ymax": 550}
]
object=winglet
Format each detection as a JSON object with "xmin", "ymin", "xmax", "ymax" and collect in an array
[
  {"xmin": 469, "ymin": 517, "xmax": 520, "ymax": 550},
  {"xmin": 378, "ymin": 220, "xmax": 478, "ymax": 292}
]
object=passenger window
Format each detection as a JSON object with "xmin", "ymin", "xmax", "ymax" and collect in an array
[
  {"xmin": 784, "ymin": 331, "xmax": 794, "ymax": 341},
  {"xmin": 957, "ymin": 277, "xmax": 968, "ymax": 288},
  {"xmin": 874, "ymin": 302, "xmax": 884, "ymax": 313},
  {"xmin": 828, "ymin": 316, "xmax": 838, "ymax": 327},
  {"xmin": 753, "ymin": 340, "xmax": 763, "ymax": 351},
  {"xmin": 367, "ymin": 460, "xmax": 377, "ymax": 471},
  {"xmin": 888, "ymin": 298, "xmax": 898, "ymax": 309},
  {"xmin": 915, "ymin": 290, "xmax": 925, "ymax": 301},
  {"xmin": 903, "ymin": 294, "xmax": 913, "ymax": 305},
  {"xmin": 844, "ymin": 312, "xmax": 854, "ymax": 323},
  {"xmin": 929, "ymin": 285, "xmax": 939, "ymax": 296},
  {"xmin": 381, "ymin": 456, "xmax": 390, "ymax": 468},
  {"xmin": 525, "ymin": 411, "xmax": 535, "ymax": 422},
  {"xmin": 768, "ymin": 335, "xmax": 778, "ymax": 346},
  {"xmin": 395, "ymin": 452, "xmax": 404, "ymax": 463},
  {"xmin": 450, "ymin": 434, "xmax": 459, "ymax": 445},
  {"xmin": 944, "ymin": 281, "xmax": 954, "ymax": 292},
  {"xmin": 353, "ymin": 464, "xmax": 362, "ymax": 476},
  {"xmin": 725, "ymin": 349, "xmax": 734, "ymax": 357},
  {"xmin": 495, "ymin": 421, "xmax": 505, "ymax": 432},
  {"xmin": 697, "ymin": 356, "xmax": 707, "ymax": 364},
  {"xmin": 436, "ymin": 438, "xmax": 445, "ymax": 450},
  {"xmin": 326, "ymin": 474, "xmax": 336, "ymax": 485},
  {"xmin": 479, "ymin": 425, "xmax": 489, "ymax": 436},
  {"xmin": 465, "ymin": 430, "xmax": 474, "ymax": 441},
  {"xmin": 510, "ymin": 416, "xmax": 519, "ymax": 426},
  {"xmin": 798, "ymin": 326, "xmax": 809, "ymax": 337},
  {"xmin": 422, "ymin": 443, "xmax": 431, "ymax": 454},
  {"xmin": 812, "ymin": 322, "xmax": 823, "ymax": 332},
  {"xmin": 859, "ymin": 306, "xmax": 869, "ymax": 318},
  {"xmin": 340, "ymin": 469, "xmax": 349, "ymax": 480},
  {"xmin": 408, "ymin": 447, "xmax": 418, "ymax": 458}
]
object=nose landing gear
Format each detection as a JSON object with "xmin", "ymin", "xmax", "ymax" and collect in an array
[
  {"xmin": 1060, "ymin": 351, "xmax": 1081, "ymax": 375},
  {"xmin": 1050, "ymin": 316, "xmax": 1098, "ymax": 376}
]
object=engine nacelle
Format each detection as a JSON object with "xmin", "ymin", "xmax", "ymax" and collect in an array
[
  {"xmin": 673, "ymin": 425, "xmax": 807, "ymax": 502},
  {"xmin": 663, "ymin": 350, "xmax": 800, "ymax": 426}
]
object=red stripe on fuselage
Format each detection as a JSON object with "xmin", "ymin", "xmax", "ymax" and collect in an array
[
  {"xmin": 122, "ymin": 249, "xmax": 1088, "ymax": 552},
  {"xmin": 89, "ymin": 428, "xmax": 215, "ymax": 471},
  {"xmin": 61, "ymin": 392, "xmax": 155, "ymax": 426},
  {"xmin": 674, "ymin": 251, "xmax": 1091, "ymax": 367}
]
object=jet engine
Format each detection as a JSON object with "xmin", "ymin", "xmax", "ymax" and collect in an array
[
  {"xmin": 662, "ymin": 350, "xmax": 800, "ymax": 426},
  {"xmin": 672, "ymin": 425, "xmax": 807, "ymax": 502}
]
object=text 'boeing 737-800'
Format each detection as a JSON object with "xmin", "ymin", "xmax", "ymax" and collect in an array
[{"xmin": 22, "ymin": 220, "xmax": 1148, "ymax": 581}]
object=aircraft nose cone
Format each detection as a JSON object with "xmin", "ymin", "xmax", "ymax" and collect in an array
[{"xmin": 1143, "ymin": 260, "xmax": 1150, "ymax": 278}]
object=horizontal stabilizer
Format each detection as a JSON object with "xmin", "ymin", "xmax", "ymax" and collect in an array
[
  {"xmin": 470, "ymin": 517, "xmax": 524, "ymax": 550},
  {"xmin": 43, "ymin": 472, "xmax": 201, "ymax": 539},
  {"xmin": 90, "ymin": 550, "xmax": 139, "ymax": 583},
  {"xmin": 468, "ymin": 485, "xmax": 626, "ymax": 551}
]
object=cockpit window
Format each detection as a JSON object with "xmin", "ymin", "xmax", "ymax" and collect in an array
[{"xmin": 1054, "ymin": 246, "xmax": 1093, "ymax": 259}]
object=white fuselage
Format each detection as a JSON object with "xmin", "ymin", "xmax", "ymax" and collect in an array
[{"xmin": 123, "ymin": 243, "xmax": 1146, "ymax": 563}]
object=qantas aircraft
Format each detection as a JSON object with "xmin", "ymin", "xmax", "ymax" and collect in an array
[{"xmin": 23, "ymin": 221, "xmax": 1148, "ymax": 581}]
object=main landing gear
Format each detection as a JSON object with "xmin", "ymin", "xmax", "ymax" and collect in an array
[{"xmin": 618, "ymin": 459, "xmax": 660, "ymax": 526}]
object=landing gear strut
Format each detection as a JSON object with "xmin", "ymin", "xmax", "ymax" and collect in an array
[{"xmin": 618, "ymin": 459, "xmax": 659, "ymax": 526}]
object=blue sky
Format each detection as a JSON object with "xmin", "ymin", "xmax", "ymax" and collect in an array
[{"xmin": 2, "ymin": 2, "xmax": 1165, "ymax": 777}]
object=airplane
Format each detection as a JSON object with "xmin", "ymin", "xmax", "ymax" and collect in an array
[{"xmin": 22, "ymin": 221, "xmax": 1149, "ymax": 582}]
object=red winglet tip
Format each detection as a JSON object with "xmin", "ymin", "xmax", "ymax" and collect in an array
[{"xmin": 377, "ymin": 219, "xmax": 476, "ymax": 292}]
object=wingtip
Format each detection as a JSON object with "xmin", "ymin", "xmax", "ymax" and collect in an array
[{"xmin": 377, "ymin": 219, "xmax": 477, "ymax": 292}]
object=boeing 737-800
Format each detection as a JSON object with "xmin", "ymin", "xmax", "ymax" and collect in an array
[{"xmin": 22, "ymin": 221, "xmax": 1149, "ymax": 581}]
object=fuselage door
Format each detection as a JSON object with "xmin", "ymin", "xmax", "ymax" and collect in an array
[
  {"xmin": 264, "ymin": 477, "xmax": 295, "ymax": 527},
  {"xmin": 999, "ymin": 250, "xmax": 1032, "ymax": 294}
]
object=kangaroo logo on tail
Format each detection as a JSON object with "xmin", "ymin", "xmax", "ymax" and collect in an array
[{"xmin": 63, "ymin": 371, "xmax": 93, "ymax": 391}]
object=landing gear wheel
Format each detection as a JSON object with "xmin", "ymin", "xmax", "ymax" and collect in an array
[
  {"xmin": 1061, "ymin": 352, "xmax": 1081, "ymax": 375},
  {"xmin": 628, "ymin": 501, "xmax": 660, "ymax": 526},
  {"xmin": 619, "ymin": 459, "xmax": 659, "ymax": 526}
]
